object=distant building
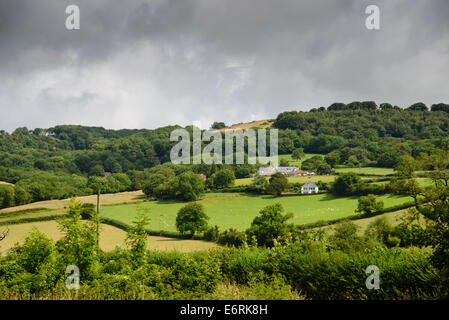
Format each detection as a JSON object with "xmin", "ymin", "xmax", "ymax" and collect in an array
[
  {"xmin": 104, "ymin": 172, "xmax": 112, "ymax": 177},
  {"xmin": 275, "ymin": 166, "xmax": 299, "ymax": 174},
  {"xmin": 258, "ymin": 166, "xmax": 315, "ymax": 176},
  {"xmin": 301, "ymin": 181, "xmax": 319, "ymax": 194},
  {"xmin": 258, "ymin": 166, "xmax": 277, "ymax": 176}
]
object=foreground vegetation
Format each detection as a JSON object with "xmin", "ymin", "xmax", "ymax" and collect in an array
[{"xmin": 0, "ymin": 201, "xmax": 446, "ymax": 300}]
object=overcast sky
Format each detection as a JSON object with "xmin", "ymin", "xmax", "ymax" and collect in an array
[{"xmin": 1, "ymin": 0, "xmax": 448, "ymax": 132}]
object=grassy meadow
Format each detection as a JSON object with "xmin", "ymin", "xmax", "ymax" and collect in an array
[
  {"xmin": 101, "ymin": 192, "xmax": 413, "ymax": 234},
  {"xmin": 334, "ymin": 167, "xmax": 395, "ymax": 176}
]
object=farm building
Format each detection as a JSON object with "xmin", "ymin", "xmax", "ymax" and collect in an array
[
  {"xmin": 301, "ymin": 181, "xmax": 319, "ymax": 194},
  {"xmin": 284, "ymin": 170, "xmax": 315, "ymax": 177},
  {"xmin": 275, "ymin": 166, "xmax": 299, "ymax": 174},
  {"xmin": 258, "ymin": 166, "xmax": 277, "ymax": 176},
  {"xmin": 258, "ymin": 166, "xmax": 316, "ymax": 176}
]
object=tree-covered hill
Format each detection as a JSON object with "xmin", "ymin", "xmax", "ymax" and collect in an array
[{"xmin": 1, "ymin": 101, "xmax": 449, "ymax": 209}]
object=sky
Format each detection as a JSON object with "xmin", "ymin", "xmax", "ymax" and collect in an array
[{"xmin": 1, "ymin": 0, "xmax": 448, "ymax": 132}]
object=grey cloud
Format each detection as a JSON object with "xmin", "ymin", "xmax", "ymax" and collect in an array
[{"xmin": 0, "ymin": 0, "xmax": 448, "ymax": 132}]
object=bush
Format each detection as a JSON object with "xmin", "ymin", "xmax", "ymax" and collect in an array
[
  {"xmin": 203, "ymin": 225, "xmax": 220, "ymax": 242},
  {"xmin": 8, "ymin": 230, "xmax": 62, "ymax": 294},
  {"xmin": 169, "ymin": 254, "xmax": 221, "ymax": 293},
  {"xmin": 365, "ymin": 216, "xmax": 394, "ymax": 245},
  {"xmin": 269, "ymin": 242, "xmax": 441, "ymax": 299},
  {"xmin": 218, "ymin": 228, "xmax": 247, "ymax": 247},
  {"xmin": 328, "ymin": 220, "xmax": 378, "ymax": 252},
  {"xmin": 216, "ymin": 248, "xmax": 269, "ymax": 284}
]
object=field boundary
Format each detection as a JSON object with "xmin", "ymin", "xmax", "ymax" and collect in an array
[
  {"xmin": 298, "ymin": 201, "xmax": 416, "ymax": 230},
  {"xmin": 102, "ymin": 217, "xmax": 205, "ymax": 240},
  {"xmin": 0, "ymin": 214, "xmax": 70, "ymax": 226}
]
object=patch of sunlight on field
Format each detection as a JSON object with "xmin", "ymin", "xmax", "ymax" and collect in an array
[
  {"xmin": 334, "ymin": 167, "xmax": 395, "ymax": 176},
  {"xmin": 0, "ymin": 191, "xmax": 145, "ymax": 214},
  {"xmin": 0, "ymin": 221, "xmax": 217, "ymax": 255},
  {"xmin": 219, "ymin": 119, "xmax": 274, "ymax": 132}
]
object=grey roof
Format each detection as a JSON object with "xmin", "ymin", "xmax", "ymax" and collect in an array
[{"xmin": 302, "ymin": 181, "xmax": 318, "ymax": 188}]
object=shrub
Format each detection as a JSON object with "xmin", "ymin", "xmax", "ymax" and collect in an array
[
  {"xmin": 203, "ymin": 225, "xmax": 220, "ymax": 242},
  {"xmin": 169, "ymin": 254, "xmax": 221, "ymax": 293},
  {"xmin": 328, "ymin": 220, "xmax": 378, "ymax": 252},
  {"xmin": 268, "ymin": 242, "xmax": 441, "ymax": 299},
  {"xmin": 218, "ymin": 228, "xmax": 247, "ymax": 247},
  {"xmin": 216, "ymin": 248, "xmax": 269, "ymax": 284}
]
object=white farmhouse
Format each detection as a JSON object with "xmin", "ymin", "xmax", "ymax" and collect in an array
[{"xmin": 301, "ymin": 181, "xmax": 319, "ymax": 194}]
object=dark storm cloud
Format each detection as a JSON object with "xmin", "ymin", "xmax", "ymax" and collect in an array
[{"xmin": 0, "ymin": 0, "xmax": 448, "ymax": 132}]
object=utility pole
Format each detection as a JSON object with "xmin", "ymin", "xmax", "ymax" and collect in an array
[
  {"xmin": 88, "ymin": 175, "xmax": 106, "ymax": 255},
  {"xmin": 96, "ymin": 188, "xmax": 100, "ymax": 254}
]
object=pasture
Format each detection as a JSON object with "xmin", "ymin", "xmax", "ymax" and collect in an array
[
  {"xmin": 101, "ymin": 193, "xmax": 413, "ymax": 233},
  {"xmin": 334, "ymin": 167, "xmax": 395, "ymax": 176}
]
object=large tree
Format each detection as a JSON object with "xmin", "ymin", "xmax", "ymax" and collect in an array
[
  {"xmin": 355, "ymin": 194, "xmax": 384, "ymax": 216},
  {"xmin": 211, "ymin": 169, "xmax": 235, "ymax": 189},
  {"xmin": 246, "ymin": 203, "xmax": 293, "ymax": 247},
  {"xmin": 332, "ymin": 172, "xmax": 362, "ymax": 196},
  {"xmin": 176, "ymin": 203, "xmax": 209, "ymax": 238},
  {"xmin": 267, "ymin": 172, "xmax": 289, "ymax": 196},
  {"xmin": 291, "ymin": 148, "xmax": 305, "ymax": 160},
  {"xmin": 176, "ymin": 171, "xmax": 205, "ymax": 201}
]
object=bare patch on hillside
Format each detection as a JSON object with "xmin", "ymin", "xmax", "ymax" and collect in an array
[{"xmin": 219, "ymin": 119, "xmax": 274, "ymax": 132}]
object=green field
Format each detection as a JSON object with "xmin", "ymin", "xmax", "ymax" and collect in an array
[
  {"xmin": 102, "ymin": 193, "xmax": 413, "ymax": 233},
  {"xmin": 334, "ymin": 167, "xmax": 395, "ymax": 176},
  {"xmin": 368, "ymin": 178, "xmax": 432, "ymax": 188}
]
